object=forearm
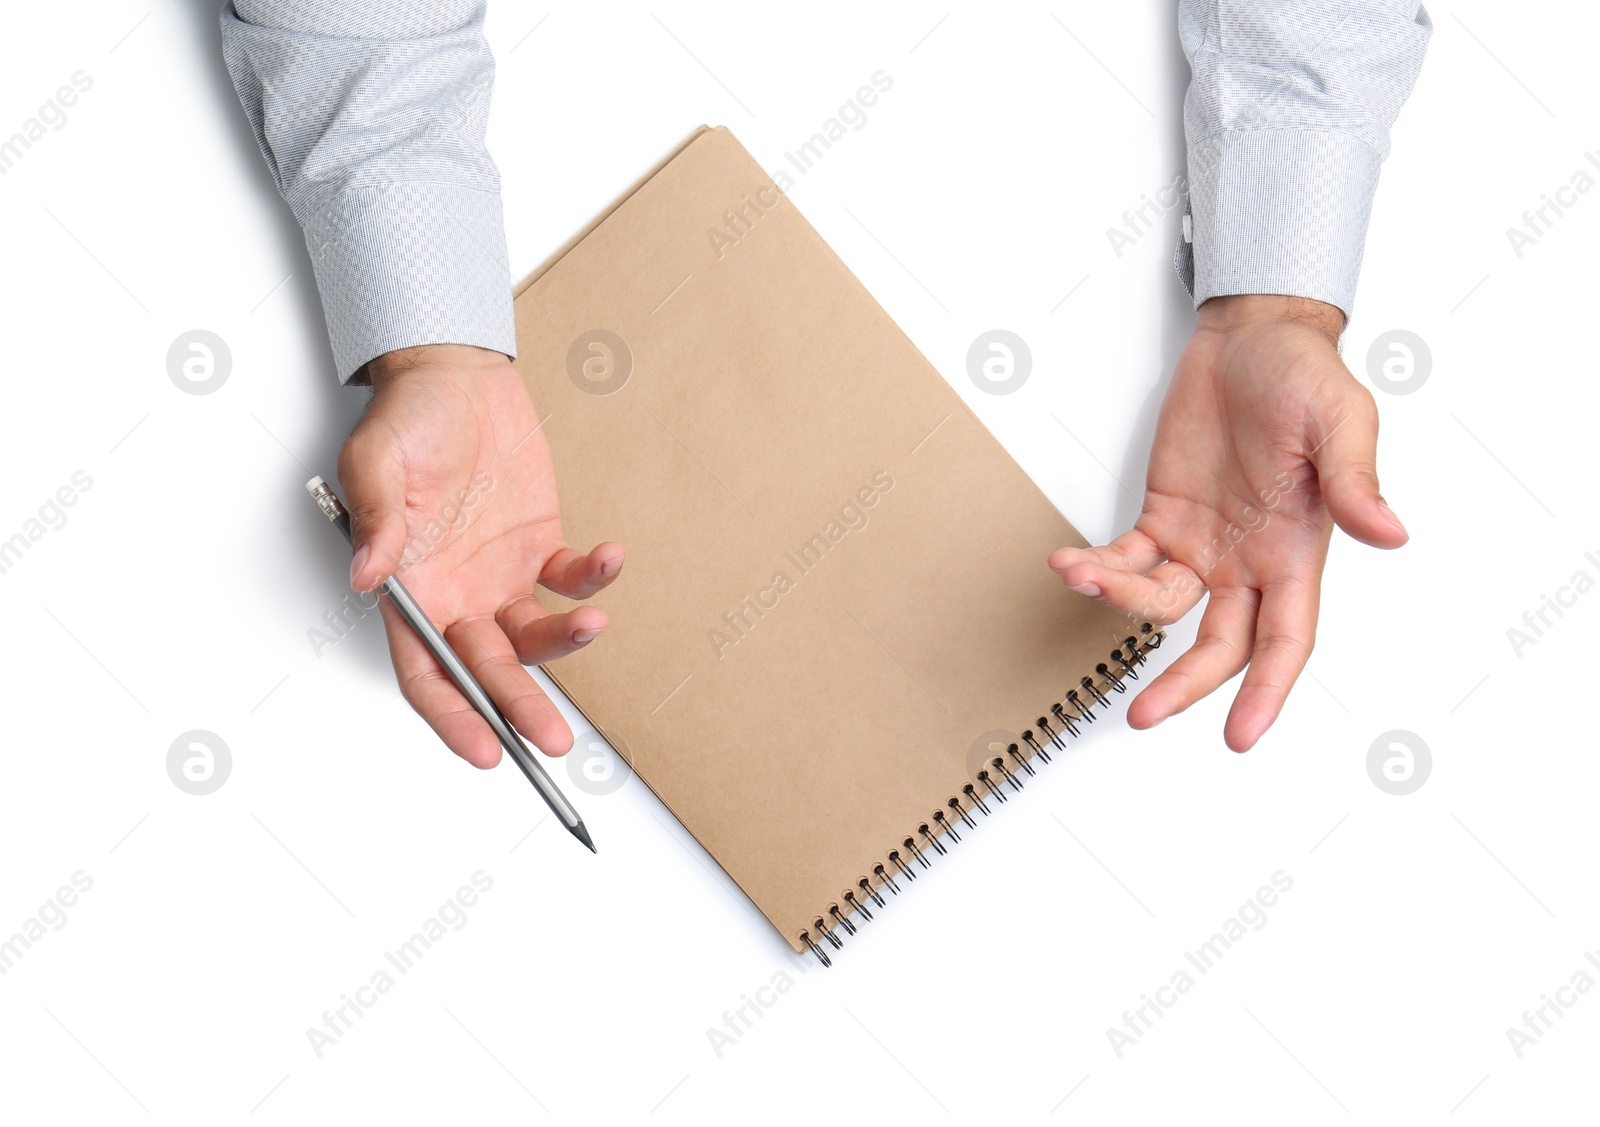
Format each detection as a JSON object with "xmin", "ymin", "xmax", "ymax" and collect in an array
[
  {"xmin": 1175, "ymin": 0, "xmax": 1432, "ymax": 319},
  {"xmin": 219, "ymin": 1, "xmax": 515, "ymax": 384}
]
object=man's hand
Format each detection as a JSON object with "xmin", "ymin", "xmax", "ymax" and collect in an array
[
  {"xmin": 1048, "ymin": 295, "xmax": 1408, "ymax": 751},
  {"xmin": 338, "ymin": 344, "xmax": 623, "ymax": 767}
]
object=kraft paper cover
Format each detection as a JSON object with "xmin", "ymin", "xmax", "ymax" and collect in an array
[{"xmin": 512, "ymin": 126, "xmax": 1148, "ymax": 953}]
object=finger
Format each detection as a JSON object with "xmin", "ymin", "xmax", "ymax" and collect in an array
[
  {"xmin": 1048, "ymin": 529, "xmax": 1166, "ymax": 584},
  {"xmin": 445, "ymin": 616, "xmax": 575, "ymax": 756},
  {"xmin": 337, "ymin": 433, "xmax": 410, "ymax": 593},
  {"xmin": 1224, "ymin": 573, "xmax": 1321, "ymax": 752},
  {"xmin": 1056, "ymin": 558, "xmax": 1206, "ymax": 625},
  {"xmin": 498, "ymin": 596, "xmax": 610, "ymax": 665},
  {"xmin": 377, "ymin": 599, "xmax": 503, "ymax": 770},
  {"xmin": 539, "ymin": 543, "xmax": 625, "ymax": 600},
  {"xmin": 1125, "ymin": 587, "xmax": 1259, "ymax": 730},
  {"xmin": 1306, "ymin": 389, "xmax": 1408, "ymax": 550}
]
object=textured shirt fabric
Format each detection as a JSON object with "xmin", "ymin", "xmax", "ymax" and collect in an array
[
  {"xmin": 220, "ymin": 3, "xmax": 1430, "ymax": 385},
  {"xmin": 1175, "ymin": 0, "xmax": 1432, "ymax": 317},
  {"xmin": 220, "ymin": 1, "xmax": 514, "ymax": 384}
]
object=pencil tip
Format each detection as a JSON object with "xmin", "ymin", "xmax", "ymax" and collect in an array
[{"xmin": 572, "ymin": 821, "xmax": 597, "ymax": 853}]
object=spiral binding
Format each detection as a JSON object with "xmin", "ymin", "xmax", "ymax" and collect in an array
[{"xmin": 797, "ymin": 621, "xmax": 1164, "ymax": 967}]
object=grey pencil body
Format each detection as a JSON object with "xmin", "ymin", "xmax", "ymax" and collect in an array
[{"xmin": 306, "ymin": 477, "xmax": 595, "ymax": 852}]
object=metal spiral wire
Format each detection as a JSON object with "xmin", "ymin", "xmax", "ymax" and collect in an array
[{"xmin": 799, "ymin": 622, "xmax": 1163, "ymax": 966}]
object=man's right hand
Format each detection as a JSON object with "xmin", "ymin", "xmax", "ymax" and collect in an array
[{"xmin": 338, "ymin": 343, "xmax": 623, "ymax": 767}]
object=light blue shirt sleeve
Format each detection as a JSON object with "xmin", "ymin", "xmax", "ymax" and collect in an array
[
  {"xmin": 220, "ymin": 1, "xmax": 516, "ymax": 385},
  {"xmin": 1175, "ymin": 1, "xmax": 1433, "ymax": 319},
  {"xmin": 220, "ymin": 1, "xmax": 1431, "ymax": 384}
]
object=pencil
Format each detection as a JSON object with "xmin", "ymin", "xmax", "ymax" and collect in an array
[{"xmin": 306, "ymin": 476, "xmax": 596, "ymax": 852}]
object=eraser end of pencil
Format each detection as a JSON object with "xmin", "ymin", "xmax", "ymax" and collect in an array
[{"xmin": 305, "ymin": 475, "xmax": 327, "ymax": 494}]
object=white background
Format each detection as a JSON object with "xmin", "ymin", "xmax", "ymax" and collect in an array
[{"xmin": 1, "ymin": 1, "xmax": 1594, "ymax": 1122}]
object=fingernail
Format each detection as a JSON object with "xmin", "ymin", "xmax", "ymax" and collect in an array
[
  {"xmin": 1068, "ymin": 582, "xmax": 1101, "ymax": 599},
  {"xmin": 572, "ymin": 627, "xmax": 602, "ymax": 645},
  {"xmin": 600, "ymin": 556, "xmax": 622, "ymax": 578},
  {"xmin": 1377, "ymin": 499, "xmax": 1407, "ymax": 535},
  {"xmin": 350, "ymin": 543, "xmax": 371, "ymax": 591}
]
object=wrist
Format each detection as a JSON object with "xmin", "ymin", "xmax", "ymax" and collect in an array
[
  {"xmin": 1195, "ymin": 294, "xmax": 1344, "ymax": 348},
  {"xmin": 368, "ymin": 343, "xmax": 510, "ymax": 390}
]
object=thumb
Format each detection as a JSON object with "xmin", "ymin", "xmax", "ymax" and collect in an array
[
  {"xmin": 337, "ymin": 433, "xmax": 410, "ymax": 592},
  {"xmin": 1306, "ymin": 388, "xmax": 1408, "ymax": 549}
]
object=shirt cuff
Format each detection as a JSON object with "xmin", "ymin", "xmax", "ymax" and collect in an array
[
  {"xmin": 1175, "ymin": 128, "xmax": 1383, "ymax": 321},
  {"xmin": 304, "ymin": 180, "xmax": 517, "ymax": 385}
]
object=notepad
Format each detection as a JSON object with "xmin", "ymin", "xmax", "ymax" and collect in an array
[{"xmin": 512, "ymin": 126, "xmax": 1161, "ymax": 963}]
